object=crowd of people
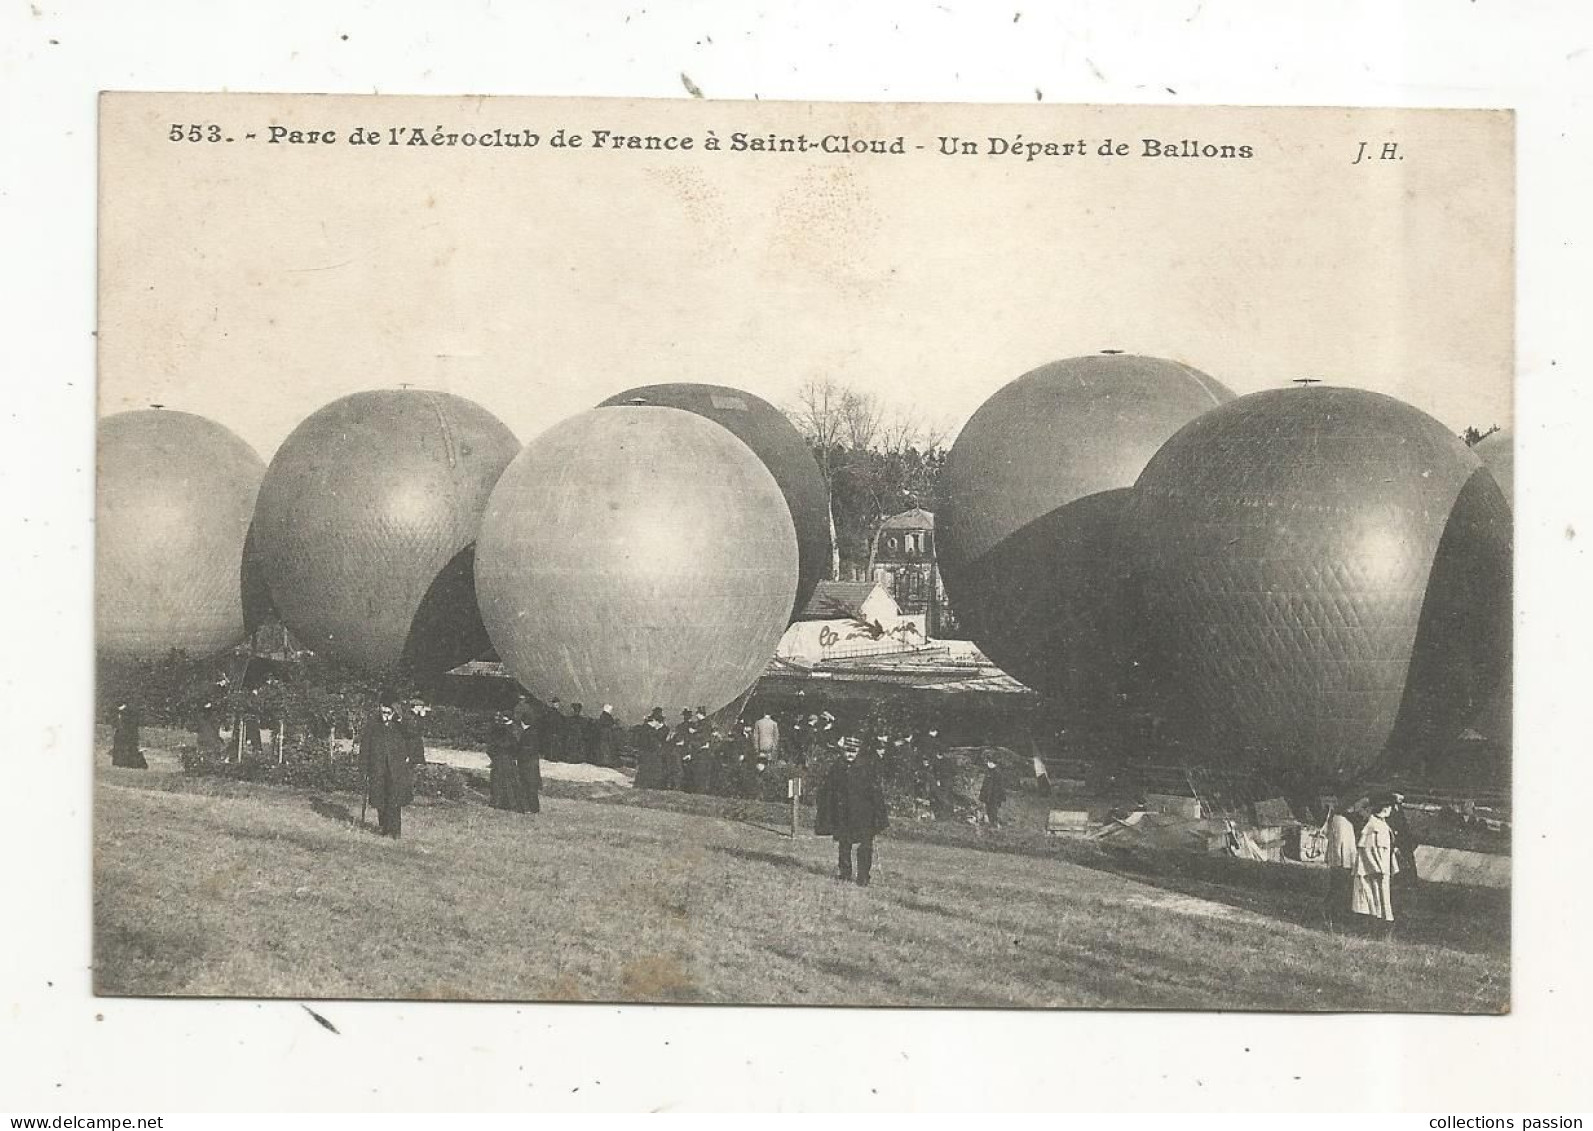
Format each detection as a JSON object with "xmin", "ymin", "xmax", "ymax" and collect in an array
[
  {"xmin": 105, "ymin": 679, "xmax": 1450, "ymax": 915},
  {"xmin": 482, "ymin": 692, "xmax": 991, "ymax": 812},
  {"xmin": 462, "ymin": 692, "xmax": 1006, "ymax": 885},
  {"xmin": 108, "ymin": 674, "xmax": 1009, "ymax": 855}
]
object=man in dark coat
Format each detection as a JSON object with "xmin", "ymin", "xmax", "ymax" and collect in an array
[
  {"xmin": 815, "ymin": 737, "xmax": 890, "ymax": 886},
  {"xmin": 594, "ymin": 704, "xmax": 621, "ymax": 767},
  {"xmin": 683, "ymin": 707, "xmax": 719, "ymax": 794},
  {"xmin": 544, "ymin": 697, "xmax": 566, "ymax": 762},
  {"xmin": 1388, "ymin": 792, "xmax": 1421, "ymax": 891},
  {"xmin": 361, "ymin": 691, "xmax": 425, "ymax": 838},
  {"xmin": 567, "ymin": 702, "xmax": 591, "ymax": 764},
  {"xmin": 485, "ymin": 712, "xmax": 521, "ymax": 811},
  {"xmin": 110, "ymin": 702, "xmax": 147, "ymax": 769},
  {"xmin": 788, "ymin": 707, "xmax": 810, "ymax": 767},
  {"xmin": 633, "ymin": 707, "xmax": 668, "ymax": 789},
  {"xmin": 513, "ymin": 715, "xmax": 542, "ymax": 814},
  {"xmin": 979, "ymin": 759, "xmax": 1008, "ymax": 828},
  {"xmin": 664, "ymin": 708, "xmax": 693, "ymax": 791},
  {"xmin": 920, "ymin": 726, "xmax": 952, "ymax": 820},
  {"xmin": 732, "ymin": 723, "xmax": 761, "ymax": 798},
  {"xmin": 679, "ymin": 710, "xmax": 705, "ymax": 793}
]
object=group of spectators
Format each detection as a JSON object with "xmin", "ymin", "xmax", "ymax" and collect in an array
[
  {"xmin": 506, "ymin": 697, "xmax": 625, "ymax": 767},
  {"xmin": 629, "ymin": 706, "xmax": 778, "ymax": 796},
  {"xmin": 479, "ymin": 693, "xmax": 996, "ymax": 822},
  {"xmin": 482, "ymin": 698, "xmax": 554, "ymax": 815},
  {"xmin": 621, "ymin": 698, "xmax": 976, "ymax": 817},
  {"xmin": 1319, "ymin": 791, "xmax": 1421, "ymax": 939}
]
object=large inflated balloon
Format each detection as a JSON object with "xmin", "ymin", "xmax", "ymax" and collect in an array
[
  {"xmin": 938, "ymin": 354, "xmax": 1233, "ymax": 716},
  {"xmin": 1124, "ymin": 386, "xmax": 1512, "ymax": 780},
  {"xmin": 1470, "ymin": 427, "xmax": 1514, "ymax": 744},
  {"xmin": 252, "ymin": 390, "xmax": 520, "ymax": 677},
  {"xmin": 597, "ymin": 383, "xmax": 830, "ymax": 621},
  {"xmin": 475, "ymin": 406, "xmax": 799, "ymax": 724},
  {"xmin": 97, "ymin": 410, "xmax": 267, "ymax": 661}
]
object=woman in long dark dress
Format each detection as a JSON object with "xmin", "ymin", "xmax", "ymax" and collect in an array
[
  {"xmin": 110, "ymin": 703, "xmax": 147, "ymax": 769},
  {"xmin": 485, "ymin": 713, "xmax": 521, "ymax": 811}
]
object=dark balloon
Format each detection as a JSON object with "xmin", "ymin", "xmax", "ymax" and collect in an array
[
  {"xmin": 475, "ymin": 406, "xmax": 799, "ymax": 725},
  {"xmin": 1124, "ymin": 386, "xmax": 1512, "ymax": 780},
  {"xmin": 97, "ymin": 410, "xmax": 267, "ymax": 662},
  {"xmin": 938, "ymin": 354, "xmax": 1233, "ymax": 715},
  {"xmin": 252, "ymin": 389, "xmax": 520, "ymax": 678},
  {"xmin": 597, "ymin": 383, "xmax": 830, "ymax": 621},
  {"xmin": 1469, "ymin": 427, "xmax": 1514, "ymax": 743}
]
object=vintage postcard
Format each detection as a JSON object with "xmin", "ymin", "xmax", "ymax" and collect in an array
[{"xmin": 95, "ymin": 92, "xmax": 1512, "ymax": 1011}]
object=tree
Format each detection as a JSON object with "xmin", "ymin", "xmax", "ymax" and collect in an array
[
  {"xmin": 787, "ymin": 378, "xmax": 857, "ymax": 580},
  {"xmin": 1462, "ymin": 424, "xmax": 1501, "ymax": 447},
  {"xmin": 786, "ymin": 379, "xmax": 951, "ymax": 579}
]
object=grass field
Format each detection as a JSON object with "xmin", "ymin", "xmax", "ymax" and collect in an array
[{"xmin": 93, "ymin": 737, "xmax": 1509, "ymax": 1012}]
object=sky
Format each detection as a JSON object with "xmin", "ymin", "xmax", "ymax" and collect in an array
[{"xmin": 98, "ymin": 95, "xmax": 1514, "ymax": 459}]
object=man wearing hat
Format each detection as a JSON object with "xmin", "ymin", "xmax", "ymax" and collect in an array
[
  {"xmin": 361, "ymin": 689, "xmax": 426, "ymax": 838},
  {"xmin": 787, "ymin": 699, "xmax": 810, "ymax": 767},
  {"xmin": 979, "ymin": 757, "xmax": 1007, "ymax": 828},
  {"xmin": 513, "ymin": 708, "xmax": 543, "ymax": 814},
  {"xmin": 733, "ymin": 722, "xmax": 762, "ymax": 798},
  {"xmin": 663, "ymin": 708, "xmax": 693, "ymax": 791},
  {"xmin": 683, "ymin": 707, "xmax": 715, "ymax": 794},
  {"xmin": 634, "ymin": 707, "xmax": 669, "ymax": 789},
  {"xmin": 1387, "ymin": 792, "xmax": 1421, "ymax": 892},
  {"xmin": 815, "ymin": 736, "xmax": 890, "ymax": 886}
]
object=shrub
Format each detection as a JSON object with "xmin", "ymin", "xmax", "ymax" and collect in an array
[
  {"xmin": 180, "ymin": 733, "xmax": 467, "ymax": 801},
  {"xmin": 415, "ymin": 704, "xmax": 495, "ymax": 751},
  {"xmin": 99, "ymin": 650, "xmax": 225, "ymax": 728}
]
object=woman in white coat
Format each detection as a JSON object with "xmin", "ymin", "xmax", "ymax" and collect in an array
[{"xmin": 1352, "ymin": 794, "xmax": 1399, "ymax": 937}]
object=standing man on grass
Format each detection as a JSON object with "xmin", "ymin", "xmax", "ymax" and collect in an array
[
  {"xmin": 595, "ymin": 704, "xmax": 622, "ymax": 767},
  {"xmin": 513, "ymin": 709, "xmax": 543, "ymax": 814},
  {"xmin": 361, "ymin": 689, "xmax": 425, "ymax": 839},
  {"xmin": 815, "ymin": 736, "xmax": 890, "ymax": 887},
  {"xmin": 634, "ymin": 706, "xmax": 669, "ymax": 789},
  {"xmin": 979, "ymin": 758, "xmax": 1007, "ymax": 828}
]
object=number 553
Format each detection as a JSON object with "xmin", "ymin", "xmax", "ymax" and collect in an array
[{"xmin": 169, "ymin": 124, "xmax": 223, "ymax": 142}]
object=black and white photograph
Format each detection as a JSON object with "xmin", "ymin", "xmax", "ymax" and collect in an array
[{"xmin": 89, "ymin": 93, "xmax": 1517, "ymax": 1014}]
